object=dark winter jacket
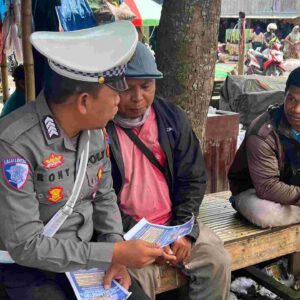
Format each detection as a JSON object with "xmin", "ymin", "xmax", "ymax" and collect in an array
[
  {"xmin": 229, "ymin": 104, "xmax": 300, "ymax": 205},
  {"xmin": 106, "ymin": 97, "xmax": 207, "ymax": 240}
]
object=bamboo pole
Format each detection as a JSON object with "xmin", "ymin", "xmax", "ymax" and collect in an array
[
  {"xmin": 21, "ymin": 0, "xmax": 35, "ymax": 102},
  {"xmin": 237, "ymin": 11, "xmax": 246, "ymax": 75},
  {"xmin": 1, "ymin": 52, "xmax": 9, "ymax": 103}
]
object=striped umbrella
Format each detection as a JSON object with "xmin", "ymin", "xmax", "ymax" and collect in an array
[{"xmin": 124, "ymin": 0, "xmax": 162, "ymax": 26}]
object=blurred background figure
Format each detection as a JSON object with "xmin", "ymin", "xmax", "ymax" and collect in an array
[
  {"xmin": 262, "ymin": 23, "xmax": 279, "ymax": 51},
  {"xmin": 284, "ymin": 25, "xmax": 300, "ymax": 59},
  {"xmin": 251, "ymin": 25, "xmax": 264, "ymax": 50},
  {"xmin": 0, "ymin": 64, "xmax": 25, "ymax": 118}
]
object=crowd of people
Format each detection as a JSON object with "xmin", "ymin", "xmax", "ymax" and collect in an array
[{"xmin": 250, "ymin": 22, "xmax": 300, "ymax": 59}]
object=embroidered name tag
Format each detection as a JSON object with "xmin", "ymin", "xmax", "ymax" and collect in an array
[
  {"xmin": 2, "ymin": 157, "xmax": 29, "ymax": 190},
  {"xmin": 43, "ymin": 116, "xmax": 60, "ymax": 139}
]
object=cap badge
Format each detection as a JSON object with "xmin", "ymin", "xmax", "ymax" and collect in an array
[
  {"xmin": 2, "ymin": 157, "xmax": 29, "ymax": 190},
  {"xmin": 48, "ymin": 186, "xmax": 64, "ymax": 203},
  {"xmin": 43, "ymin": 116, "xmax": 60, "ymax": 140},
  {"xmin": 98, "ymin": 76, "xmax": 105, "ymax": 84},
  {"xmin": 43, "ymin": 153, "xmax": 64, "ymax": 169}
]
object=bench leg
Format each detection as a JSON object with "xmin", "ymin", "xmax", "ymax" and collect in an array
[
  {"xmin": 242, "ymin": 266, "xmax": 300, "ymax": 300},
  {"xmin": 289, "ymin": 252, "xmax": 300, "ymax": 276}
]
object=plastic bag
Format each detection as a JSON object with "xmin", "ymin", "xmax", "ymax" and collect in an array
[
  {"xmin": 263, "ymin": 258, "xmax": 294, "ymax": 288},
  {"xmin": 56, "ymin": 0, "xmax": 96, "ymax": 31}
]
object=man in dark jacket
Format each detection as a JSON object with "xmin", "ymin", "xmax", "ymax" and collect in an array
[
  {"xmin": 106, "ymin": 42, "xmax": 231, "ymax": 300},
  {"xmin": 228, "ymin": 67, "xmax": 300, "ymax": 228}
]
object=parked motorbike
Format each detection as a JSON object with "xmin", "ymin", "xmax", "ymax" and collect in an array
[{"xmin": 245, "ymin": 42, "xmax": 285, "ymax": 76}]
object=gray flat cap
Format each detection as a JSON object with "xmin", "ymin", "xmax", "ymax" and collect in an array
[{"xmin": 125, "ymin": 42, "xmax": 163, "ymax": 79}]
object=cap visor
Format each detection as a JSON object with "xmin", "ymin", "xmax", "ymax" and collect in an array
[{"xmin": 105, "ymin": 76, "xmax": 128, "ymax": 92}]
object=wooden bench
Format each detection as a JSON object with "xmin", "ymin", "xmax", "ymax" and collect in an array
[{"xmin": 156, "ymin": 191, "xmax": 300, "ymax": 294}]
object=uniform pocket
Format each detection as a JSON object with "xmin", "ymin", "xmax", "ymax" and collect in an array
[{"xmin": 34, "ymin": 165, "xmax": 74, "ymax": 205}]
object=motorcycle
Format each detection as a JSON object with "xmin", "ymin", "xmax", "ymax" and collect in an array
[{"xmin": 245, "ymin": 42, "xmax": 285, "ymax": 76}]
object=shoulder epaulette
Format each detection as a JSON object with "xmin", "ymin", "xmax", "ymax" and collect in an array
[{"xmin": 0, "ymin": 105, "xmax": 39, "ymax": 144}]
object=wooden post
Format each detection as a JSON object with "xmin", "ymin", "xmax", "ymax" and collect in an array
[
  {"xmin": 1, "ymin": 52, "xmax": 9, "ymax": 103},
  {"xmin": 21, "ymin": 0, "xmax": 35, "ymax": 102},
  {"xmin": 237, "ymin": 11, "xmax": 246, "ymax": 75}
]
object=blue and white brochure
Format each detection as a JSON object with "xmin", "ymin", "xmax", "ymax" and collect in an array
[
  {"xmin": 124, "ymin": 215, "xmax": 194, "ymax": 247},
  {"xmin": 66, "ymin": 268, "xmax": 131, "ymax": 300}
]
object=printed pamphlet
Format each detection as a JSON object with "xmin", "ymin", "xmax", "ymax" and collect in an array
[
  {"xmin": 66, "ymin": 268, "xmax": 131, "ymax": 300},
  {"xmin": 124, "ymin": 215, "xmax": 194, "ymax": 247}
]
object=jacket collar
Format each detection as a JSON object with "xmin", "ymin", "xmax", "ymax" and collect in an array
[{"xmin": 270, "ymin": 104, "xmax": 298, "ymax": 142}]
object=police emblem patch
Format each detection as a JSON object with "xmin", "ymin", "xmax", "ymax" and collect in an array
[
  {"xmin": 2, "ymin": 157, "xmax": 29, "ymax": 190},
  {"xmin": 43, "ymin": 153, "xmax": 64, "ymax": 169},
  {"xmin": 43, "ymin": 116, "xmax": 60, "ymax": 140},
  {"xmin": 48, "ymin": 186, "xmax": 64, "ymax": 203}
]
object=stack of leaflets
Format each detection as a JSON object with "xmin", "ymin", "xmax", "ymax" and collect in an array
[
  {"xmin": 0, "ymin": 216, "xmax": 194, "ymax": 299},
  {"xmin": 124, "ymin": 215, "xmax": 194, "ymax": 247},
  {"xmin": 66, "ymin": 268, "xmax": 131, "ymax": 300}
]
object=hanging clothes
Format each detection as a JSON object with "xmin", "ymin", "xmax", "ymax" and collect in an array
[
  {"xmin": 32, "ymin": 0, "xmax": 61, "ymax": 32},
  {"xmin": 31, "ymin": 0, "xmax": 61, "ymax": 95},
  {"xmin": 1, "ymin": 0, "xmax": 22, "ymax": 63},
  {"xmin": 56, "ymin": 0, "xmax": 96, "ymax": 31}
]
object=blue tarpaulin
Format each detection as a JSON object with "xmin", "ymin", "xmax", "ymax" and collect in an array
[
  {"xmin": 56, "ymin": 0, "xmax": 96, "ymax": 31},
  {"xmin": 0, "ymin": 0, "xmax": 7, "ymax": 22}
]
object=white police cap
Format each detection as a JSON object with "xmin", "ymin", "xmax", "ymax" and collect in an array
[{"xmin": 30, "ymin": 21, "xmax": 138, "ymax": 92}]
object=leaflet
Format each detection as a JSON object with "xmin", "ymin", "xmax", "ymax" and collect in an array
[
  {"xmin": 0, "ymin": 250, "xmax": 14, "ymax": 263},
  {"xmin": 124, "ymin": 215, "xmax": 194, "ymax": 247},
  {"xmin": 66, "ymin": 268, "xmax": 131, "ymax": 300}
]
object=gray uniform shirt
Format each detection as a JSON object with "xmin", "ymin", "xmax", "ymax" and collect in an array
[{"xmin": 0, "ymin": 93, "xmax": 123, "ymax": 272}]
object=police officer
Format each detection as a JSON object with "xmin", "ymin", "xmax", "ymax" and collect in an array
[{"xmin": 0, "ymin": 21, "xmax": 174, "ymax": 300}]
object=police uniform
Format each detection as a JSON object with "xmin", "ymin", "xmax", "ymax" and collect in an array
[
  {"xmin": 0, "ymin": 93, "xmax": 122, "ymax": 271},
  {"xmin": 0, "ymin": 21, "xmax": 150, "ymax": 300}
]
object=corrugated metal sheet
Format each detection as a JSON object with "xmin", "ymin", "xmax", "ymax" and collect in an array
[{"xmin": 221, "ymin": 0, "xmax": 300, "ymax": 18}]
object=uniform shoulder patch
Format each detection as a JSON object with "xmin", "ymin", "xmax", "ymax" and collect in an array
[
  {"xmin": 43, "ymin": 116, "xmax": 60, "ymax": 140},
  {"xmin": 2, "ymin": 157, "xmax": 29, "ymax": 190}
]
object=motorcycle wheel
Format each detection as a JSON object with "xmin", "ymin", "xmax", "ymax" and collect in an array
[{"xmin": 265, "ymin": 65, "xmax": 284, "ymax": 76}]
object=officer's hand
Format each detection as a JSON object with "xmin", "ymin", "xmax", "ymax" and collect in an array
[
  {"xmin": 170, "ymin": 237, "xmax": 192, "ymax": 265},
  {"xmin": 103, "ymin": 263, "xmax": 131, "ymax": 290},
  {"xmin": 155, "ymin": 245, "xmax": 176, "ymax": 265},
  {"xmin": 112, "ymin": 240, "xmax": 167, "ymax": 268}
]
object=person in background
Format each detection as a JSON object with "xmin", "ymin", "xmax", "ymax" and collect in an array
[
  {"xmin": 0, "ymin": 64, "xmax": 26, "ymax": 118},
  {"xmin": 262, "ymin": 23, "xmax": 279, "ymax": 51},
  {"xmin": 251, "ymin": 25, "xmax": 264, "ymax": 50},
  {"xmin": 228, "ymin": 67, "xmax": 300, "ymax": 229},
  {"xmin": 106, "ymin": 42, "xmax": 231, "ymax": 300},
  {"xmin": 284, "ymin": 25, "xmax": 300, "ymax": 59}
]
